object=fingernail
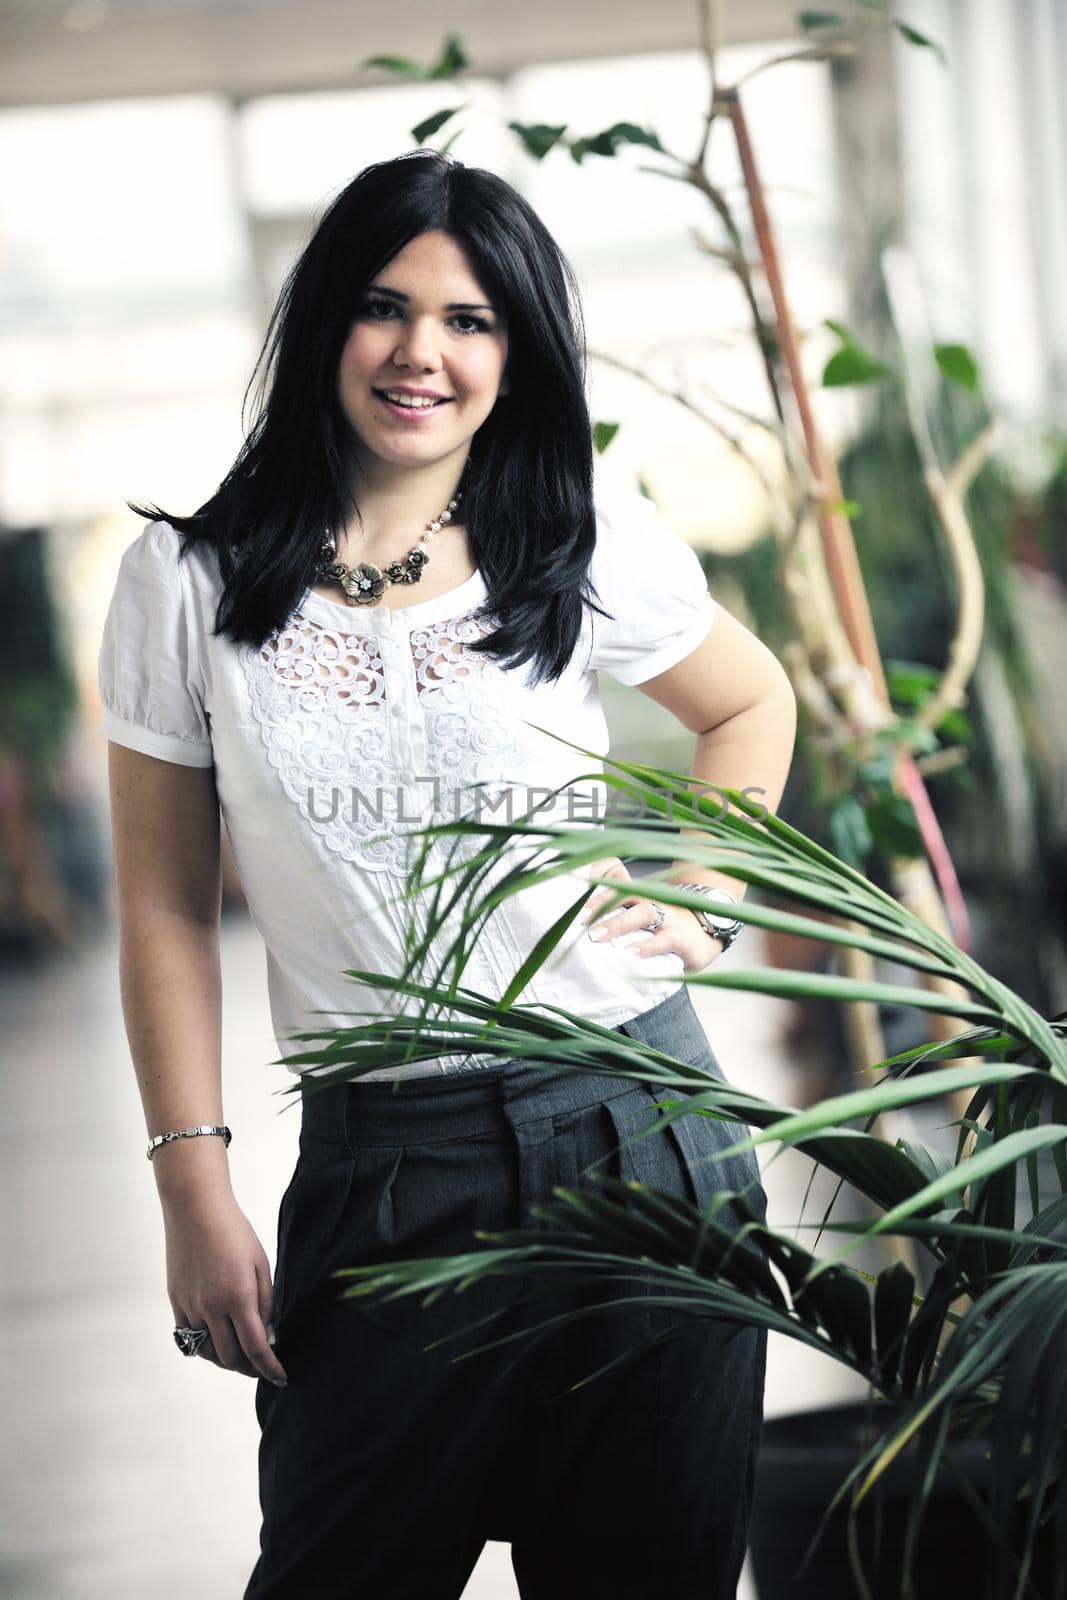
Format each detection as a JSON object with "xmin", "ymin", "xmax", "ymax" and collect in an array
[
  {"xmin": 267, "ymin": 1325, "xmax": 276, "ymax": 1346},
  {"xmin": 273, "ymin": 1377, "xmax": 287, "ymax": 1388}
]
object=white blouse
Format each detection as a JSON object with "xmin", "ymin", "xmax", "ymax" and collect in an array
[{"xmin": 98, "ymin": 485, "xmax": 717, "ymax": 1080}]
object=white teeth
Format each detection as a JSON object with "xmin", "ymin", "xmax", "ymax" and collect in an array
[{"xmin": 380, "ymin": 391, "xmax": 442, "ymax": 409}]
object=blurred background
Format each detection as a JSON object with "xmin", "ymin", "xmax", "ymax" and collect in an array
[{"xmin": 2, "ymin": 0, "xmax": 1065, "ymax": 1595}]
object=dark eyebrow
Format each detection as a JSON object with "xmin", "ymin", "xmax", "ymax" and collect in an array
[{"xmin": 366, "ymin": 285, "xmax": 497, "ymax": 314}]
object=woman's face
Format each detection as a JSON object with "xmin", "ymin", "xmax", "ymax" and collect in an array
[{"xmin": 336, "ymin": 229, "xmax": 510, "ymax": 479}]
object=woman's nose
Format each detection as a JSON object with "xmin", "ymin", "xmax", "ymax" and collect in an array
[{"xmin": 393, "ymin": 318, "xmax": 443, "ymax": 371}]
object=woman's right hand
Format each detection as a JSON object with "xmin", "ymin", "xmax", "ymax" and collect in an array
[{"xmin": 161, "ymin": 1186, "xmax": 289, "ymax": 1387}]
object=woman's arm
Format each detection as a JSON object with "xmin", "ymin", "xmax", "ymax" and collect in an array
[
  {"xmin": 107, "ymin": 743, "xmax": 287, "ymax": 1385},
  {"xmin": 638, "ymin": 603, "xmax": 797, "ymax": 900},
  {"xmin": 580, "ymin": 604, "xmax": 797, "ymax": 966},
  {"xmin": 109, "ymin": 743, "xmax": 227, "ymax": 1190}
]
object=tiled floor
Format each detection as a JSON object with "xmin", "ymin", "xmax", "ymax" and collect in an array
[{"xmin": 1, "ymin": 914, "xmax": 872, "ymax": 1598}]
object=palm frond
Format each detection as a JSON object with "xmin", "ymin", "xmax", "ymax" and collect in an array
[{"xmin": 274, "ymin": 740, "xmax": 1067, "ymax": 1584}]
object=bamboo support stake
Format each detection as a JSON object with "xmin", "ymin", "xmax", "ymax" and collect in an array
[
  {"xmin": 724, "ymin": 86, "xmax": 890, "ymax": 698},
  {"xmin": 724, "ymin": 87, "xmax": 983, "ymax": 1091}
]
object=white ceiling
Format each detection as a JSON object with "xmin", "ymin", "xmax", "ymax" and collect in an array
[{"xmin": 0, "ymin": 0, "xmax": 799, "ymax": 107}]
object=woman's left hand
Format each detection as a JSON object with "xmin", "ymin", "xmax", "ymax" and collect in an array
[{"xmin": 577, "ymin": 856, "xmax": 725, "ymax": 975}]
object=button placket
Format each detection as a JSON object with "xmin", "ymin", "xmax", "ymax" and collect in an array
[{"xmin": 385, "ymin": 619, "xmax": 426, "ymax": 800}]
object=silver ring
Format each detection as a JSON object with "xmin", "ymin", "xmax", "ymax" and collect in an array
[
  {"xmin": 173, "ymin": 1325, "xmax": 210, "ymax": 1358},
  {"xmin": 642, "ymin": 901, "xmax": 666, "ymax": 934}
]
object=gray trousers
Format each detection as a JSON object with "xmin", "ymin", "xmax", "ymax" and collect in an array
[{"xmin": 244, "ymin": 985, "xmax": 769, "ymax": 1599}]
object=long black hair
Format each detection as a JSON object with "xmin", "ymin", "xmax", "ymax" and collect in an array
[{"xmin": 129, "ymin": 149, "xmax": 608, "ymax": 686}]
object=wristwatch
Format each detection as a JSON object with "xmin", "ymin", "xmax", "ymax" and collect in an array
[{"xmin": 673, "ymin": 883, "xmax": 746, "ymax": 951}]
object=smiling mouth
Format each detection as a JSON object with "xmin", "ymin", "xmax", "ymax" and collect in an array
[{"xmin": 373, "ymin": 389, "xmax": 452, "ymax": 411}]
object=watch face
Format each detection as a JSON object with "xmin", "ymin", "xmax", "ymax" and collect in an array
[
  {"xmin": 676, "ymin": 885, "xmax": 739, "ymax": 940},
  {"xmin": 703, "ymin": 889, "xmax": 738, "ymax": 910}
]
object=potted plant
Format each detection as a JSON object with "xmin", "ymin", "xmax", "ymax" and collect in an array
[{"xmin": 273, "ymin": 748, "xmax": 1067, "ymax": 1600}]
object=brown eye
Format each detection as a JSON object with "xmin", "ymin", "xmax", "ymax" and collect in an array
[{"xmin": 451, "ymin": 313, "xmax": 491, "ymax": 335}]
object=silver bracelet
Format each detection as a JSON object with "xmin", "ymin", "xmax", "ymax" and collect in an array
[{"xmin": 146, "ymin": 1125, "xmax": 232, "ymax": 1161}]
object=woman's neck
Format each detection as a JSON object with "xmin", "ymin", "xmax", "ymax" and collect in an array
[{"xmin": 341, "ymin": 459, "xmax": 467, "ymax": 556}]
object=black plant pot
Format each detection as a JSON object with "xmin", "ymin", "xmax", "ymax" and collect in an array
[{"xmin": 748, "ymin": 1401, "xmax": 1056, "ymax": 1600}]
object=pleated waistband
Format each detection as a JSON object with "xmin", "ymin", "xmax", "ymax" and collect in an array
[{"xmin": 294, "ymin": 983, "xmax": 714, "ymax": 1147}]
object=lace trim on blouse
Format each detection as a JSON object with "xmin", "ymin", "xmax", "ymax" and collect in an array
[{"xmin": 240, "ymin": 607, "xmax": 535, "ymax": 874}]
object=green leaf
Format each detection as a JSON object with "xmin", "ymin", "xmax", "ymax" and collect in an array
[
  {"xmin": 820, "ymin": 319, "xmax": 893, "ymax": 387},
  {"xmin": 703, "ymin": 1062, "xmax": 1037, "ymax": 1169},
  {"xmin": 363, "ymin": 53, "xmax": 425, "ymax": 78},
  {"xmin": 874, "ymin": 1259, "xmax": 916, "ymax": 1391},
  {"xmin": 794, "ymin": 1263, "xmax": 872, "ymax": 1362},
  {"xmin": 856, "ymin": 749, "xmax": 896, "ymax": 792},
  {"xmin": 867, "ymin": 1127, "xmax": 1067, "ymax": 1242},
  {"xmin": 797, "ymin": 9, "xmax": 847, "ymax": 28},
  {"xmin": 508, "ymin": 121, "xmax": 568, "ymax": 160},
  {"xmin": 865, "ymin": 792, "xmax": 923, "ymax": 859},
  {"xmin": 823, "ymin": 343, "xmax": 892, "ymax": 387},
  {"xmin": 884, "ymin": 661, "xmax": 973, "ymax": 743},
  {"xmin": 568, "ymin": 123, "xmax": 665, "ymax": 164},
  {"xmin": 411, "ymin": 106, "xmax": 463, "ymax": 146},
  {"xmin": 428, "ymin": 34, "xmax": 469, "ymax": 79},
  {"xmin": 935, "ymin": 707, "xmax": 972, "ymax": 742},
  {"xmin": 365, "ymin": 33, "xmax": 468, "ymax": 81},
  {"xmin": 828, "ymin": 498, "xmax": 862, "ymax": 518},
  {"xmin": 886, "ymin": 660, "xmax": 939, "ymax": 706},
  {"xmin": 894, "ymin": 21, "xmax": 947, "ymax": 65},
  {"xmin": 933, "ymin": 342, "xmax": 980, "ymax": 394},
  {"xmin": 827, "ymin": 793, "xmax": 872, "ymax": 867},
  {"xmin": 895, "ymin": 1140, "xmax": 957, "ymax": 1190},
  {"xmin": 593, "ymin": 421, "xmax": 620, "ymax": 455},
  {"xmin": 892, "ymin": 716, "xmax": 943, "ymax": 754}
]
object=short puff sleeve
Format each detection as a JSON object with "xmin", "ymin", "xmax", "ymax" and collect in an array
[
  {"xmin": 97, "ymin": 520, "xmax": 213, "ymax": 767},
  {"xmin": 585, "ymin": 490, "xmax": 716, "ymax": 685}
]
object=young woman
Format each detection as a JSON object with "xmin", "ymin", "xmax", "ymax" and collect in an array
[{"xmin": 99, "ymin": 149, "xmax": 796, "ymax": 1599}]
